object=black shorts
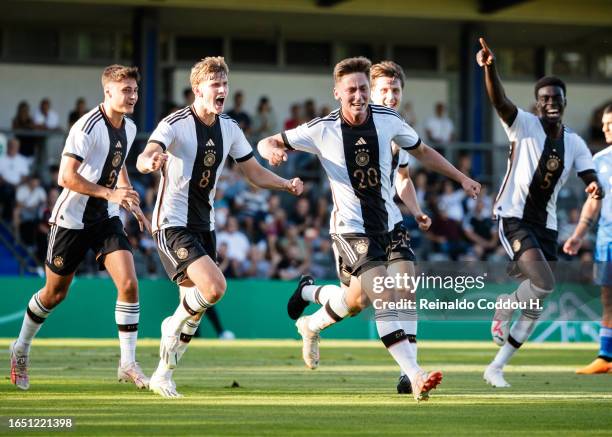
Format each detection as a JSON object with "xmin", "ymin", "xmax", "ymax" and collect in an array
[
  {"xmin": 388, "ymin": 222, "xmax": 416, "ymax": 265},
  {"xmin": 498, "ymin": 217, "xmax": 558, "ymax": 262},
  {"xmin": 331, "ymin": 232, "xmax": 390, "ymax": 287},
  {"xmin": 155, "ymin": 227, "xmax": 217, "ymax": 284},
  {"xmin": 46, "ymin": 216, "xmax": 132, "ymax": 276}
]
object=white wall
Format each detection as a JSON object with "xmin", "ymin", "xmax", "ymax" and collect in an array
[
  {"xmin": 173, "ymin": 69, "xmax": 448, "ymax": 134},
  {"xmin": 492, "ymin": 81, "xmax": 611, "ymax": 144},
  {"xmin": 0, "ymin": 64, "xmax": 106, "ymax": 130}
]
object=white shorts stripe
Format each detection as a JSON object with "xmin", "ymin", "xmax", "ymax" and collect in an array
[
  {"xmin": 46, "ymin": 225, "xmax": 58, "ymax": 263},
  {"xmin": 498, "ymin": 219, "xmax": 513, "ymax": 259},
  {"xmin": 157, "ymin": 230, "xmax": 178, "ymax": 268},
  {"xmin": 332, "ymin": 234, "xmax": 358, "ymax": 265}
]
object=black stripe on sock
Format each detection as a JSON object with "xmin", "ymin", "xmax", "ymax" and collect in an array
[
  {"xmin": 324, "ymin": 302, "xmax": 343, "ymax": 322},
  {"xmin": 34, "ymin": 294, "xmax": 49, "ymax": 314},
  {"xmin": 180, "ymin": 333, "xmax": 193, "ymax": 343},
  {"xmin": 26, "ymin": 307, "xmax": 46, "ymax": 324},
  {"xmin": 381, "ymin": 329, "xmax": 408, "ymax": 348},
  {"xmin": 407, "ymin": 334, "xmax": 417, "ymax": 343},
  {"xmin": 117, "ymin": 323, "xmax": 139, "ymax": 332},
  {"xmin": 314, "ymin": 286, "xmax": 323, "ymax": 305},
  {"xmin": 182, "ymin": 297, "xmax": 199, "ymax": 316},
  {"xmin": 194, "ymin": 291, "xmax": 211, "ymax": 309},
  {"xmin": 597, "ymin": 354, "xmax": 611, "ymax": 362},
  {"xmin": 507, "ymin": 334, "xmax": 522, "ymax": 349}
]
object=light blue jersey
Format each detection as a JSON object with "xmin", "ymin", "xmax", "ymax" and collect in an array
[{"xmin": 594, "ymin": 146, "xmax": 612, "ymax": 262}]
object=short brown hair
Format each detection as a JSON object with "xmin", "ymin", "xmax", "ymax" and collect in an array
[
  {"xmin": 333, "ymin": 57, "xmax": 371, "ymax": 83},
  {"xmin": 190, "ymin": 57, "xmax": 229, "ymax": 88},
  {"xmin": 101, "ymin": 65, "xmax": 140, "ymax": 87},
  {"xmin": 370, "ymin": 61, "xmax": 406, "ymax": 88}
]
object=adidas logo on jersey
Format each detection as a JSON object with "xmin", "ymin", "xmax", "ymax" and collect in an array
[
  {"xmin": 206, "ymin": 139, "xmax": 215, "ymax": 147},
  {"xmin": 115, "ymin": 141, "xmax": 122, "ymax": 149},
  {"xmin": 355, "ymin": 137, "xmax": 367, "ymax": 146}
]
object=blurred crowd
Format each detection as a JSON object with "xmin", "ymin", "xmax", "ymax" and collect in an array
[{"xmin": 0, "ymin": 92, "xmax": 605, "ymax": 280}]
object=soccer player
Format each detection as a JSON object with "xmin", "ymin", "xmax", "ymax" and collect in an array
[
  {"xmin": 137, "ymin": 57, "xmax": 303, "ymax": 398},
  {"xmin": 259, "ymin": 57, "xmax": 480, "ymax": 401},
  {"xmin": 476, "ymin": 38, "xmax": 604, "ymax": 387},
  {"xmin": 9, "ymin": 65, "xmax": 151, "ymax": 390},
  {"xmin": 565, "ymin": 105, "xmax": 611, "ymax": 374}
]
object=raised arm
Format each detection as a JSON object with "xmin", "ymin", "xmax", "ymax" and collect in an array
[
  {"xmin": 476, "ymin": 38, "xmax": 518, "ymax": 126},
  {"xmin": 257, "ymin": 134, "xmax": 289, "ymax": 167},
  {"xmin": 236, "ymin": 156, "xmax": 303, "ymax": 195},
  {"xmin": 58, "ymin": 154, "xmax": 139, "ymax": 209},
  {"xmin": 136, "ymin": 141, "xmax": 167, "ymax": 174},
  {"xmin": 395, "ymin": 166, "xmax": 431, "ymax": 231},
  {"xmin": 407, "ymin": 142, "xmax": 481, "ymax": 199}
]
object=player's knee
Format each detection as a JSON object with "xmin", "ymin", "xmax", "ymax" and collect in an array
[
  {"xmin": 206, "ymin": 276, "xmax": 227, "ymax": 303},
  {"xmin": 40, "ymin": 285, "xmax": 69, "ymax": 308},
  {"xmin": 118, "ymin": 277, "xmax": 139, "ymax": 299},
  {"xmin": 531, "ymin": 273, "xmax": 555, "ymax": 293}
]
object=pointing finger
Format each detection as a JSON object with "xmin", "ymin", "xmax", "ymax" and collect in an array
[{"xmin": 479, "ymin": 37, "xmax": 490, "ymax": 52}]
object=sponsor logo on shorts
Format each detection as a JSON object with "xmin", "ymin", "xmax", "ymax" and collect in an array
[
  {"xmin": 512, "ymin": 239, "xmax": 521, "ymax": 253},
  {"xmin": 354, "ymin": 240, "xmax": 369, "ymax": 254},
  {"xmin": 176, "ymin": 247, "xmax": 189, "ymax": 260},
  {"xmin": 53, "ymin": 256, "xmax": 64, "ymax": 268}
]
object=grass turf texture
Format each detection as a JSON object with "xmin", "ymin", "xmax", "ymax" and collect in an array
[{"xmin": 1, "ymin": 339, "xmax": 611, "ymax": 436}]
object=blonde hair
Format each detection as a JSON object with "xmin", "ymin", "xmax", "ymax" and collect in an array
[
  {"xmin": 101, "ymin": 65, "xmax": 140, "ymax": 87},
  {"xmin": 370, "ymin": 61, "xmax": 405, "ymax": 88},
  {"xmin": 333, "ymin": 57, "xmax": 371, "ymax": 83},
  {"xmin": 190, "ymin": 57, "xmax": 229, "ymax": 88}
]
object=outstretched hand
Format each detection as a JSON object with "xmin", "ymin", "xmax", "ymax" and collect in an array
[
  {"xmin": 285, "ymin": 177, "xmax": 304, "ymax": 196},
  {"xmin": 476, "ymin": 37, "xmax": 495, "ymax": 67},
  {"xmin": 462, "ymin": 177, "xmax": 481, "ymax": 200},
  {"xmin": 415, "ymin": 213, "xmax": 432, "ymax": 231}
]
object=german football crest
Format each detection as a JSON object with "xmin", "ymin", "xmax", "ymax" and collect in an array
[
  {"xmin": 176, "ymin": 248, "xmax": 189, "ymax": 260},
  {"xmin": 53, "ymin": 256, "xmax": 64, "ymax": 268},
  {"xmin": 512, "ymin": 239, "xmax": 521, "ymax": 253},
  {"xmin": 546, "ymin": 156, "xmax": 561, "ymax": 172},
  {"xmin": 354, "ymin": 239, "xmax": 369, "ymax": 254},
  {"xmin": 355, "ymin": 148, "xmax": 369, "ymax": 167},
  {"xmin": 112, "ymin": 151, "xmax": 122, "ymax": 168},
  {"xmin": 204, "ymin": 152, "xmax": 216, "ymax": 167}
]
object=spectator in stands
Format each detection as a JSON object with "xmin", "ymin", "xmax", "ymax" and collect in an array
[
  {"xmin": 413, "ymin": 169, "xmax": 428, "ymax": 205},
  {"xmin": 68, "ymin": 97, "xmax": 88, "ymax": 128},
  {"xmin": 276, "ymin": 245, "xmax": 310, "ymax": 280},
  {"xmin": 427, "ymin": 202, "xmax": 467, "ymax": 261},
  {"xmin": 251, "ymin": 96, "xmax": 278, "ymax": 144},
  {"xmin": 401, "ymin": 101, "xmax": 417, "ymax": 128},
  {"xmin": 0, "ymin": 138, "xmax": 30, "ymax": 221},
  {"xmin": 33, "ymin": 98, "xmax": 60, "ymax": 130},
  {"xmin": 289, "ymin": 197, "xmax": 313, "ymax": 235},
  {"xmin": 310, "ymin": 237, "xmax": 335, "ymax": 279},
  {"xmin": 13, "ymin": 174, "xmax": 46, "ymax": 247},
  {"xmin": 217, "ymin": 216, "xmax": 250, "ymax": 266},
  {"xmin": 12, "ymin": 101, "xmax": 37, "ymax": 157},
  {"xmin": 319, "ymin": 105, "xmax": 331, "ymax": 117},
  {"xmin": 234, "ymin": 184, "xmax": 269, "ymax": 240},
  {"xmin": 424, "ymin": 102, "xmax": 454, "ymax": 143},
  {"xmin": 226, "ymin": 90, "xmax": 251, "ymax": 134},
  {"xmin": 462, "ymin": 198, "xmax": 498, "ymax": 260},
  {"xmin": 240, "ymin": 246, "xmax": 273, "ymax": 278},
  {"xmin": 284, "ymin": 103, "xmax": 302, "ymax": 130},
  {"xmin": 438, "ymin": 179, "xmax": 465, "ymax": 222},
  {"xmin": 36, "ymin": 187, "xmax": 58, "ymax": 263},
  {"xmin": 183, "ymin": 87, "xmax": 195, "ymax": 106},
  {"xmin": 304, "ymin": 98, "xmax": 317, "ymax": 121}
]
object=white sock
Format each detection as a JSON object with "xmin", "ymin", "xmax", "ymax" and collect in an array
[
  {"xmin": 178, "ymin": 318, "xmax": 202, "ymax": 361},
  {"xmin": 115, "ymin": 301, "xmax": 139, "ymax": 367},
  {"xmin": 302, "ymin": 284, "xmax": 342, "ymax": 305},
  {"xmin": 16, "ymin": 290, "xmax": 51, "ymax": 355},
  {"xmin": 397, "ymin": 310, "xmax": 418, "ymax": 376},
  {"xmin": 154, "ymin": 359, "xmax": 174, "ymax": 379},
  {"xmin": 307, "ymin": 290, "xmax": 349, "ymax": 332},
  {"xmin": 167, "ymin": 287, "xmax": 212, "ymax": 335},
  {"xmin": 376, "ymin": 318, "xmax": 421, "ymax": 381}
]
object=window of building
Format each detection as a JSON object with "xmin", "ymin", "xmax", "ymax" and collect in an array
[
  {"xmin": 393, "ymin": 46, "xmax": 438, "ymax": 71},
  {"xmin": 285, "ymin": 41, "xmax": 331, "ymax": 67},
  {"xmin": 595, "ymin": 53, "xmax": 612, "ymax": 79},
  {"xmin": 175, "ymin": 36, "xmax": 223, "ymax": 62},
  {"xmin": 231, "ymin": 39, "xmax": 277, "ymax": 64},
  {"xmin": 63, "ymin": 32, "xmax": 115, "ymax": 61},
  {"xmin": 548, "ymin": 50, "xmax": 588, "ymax": 77},
  {"xmin": 6, "ymin": 29, "xmax": 60, "ymax": 60}
]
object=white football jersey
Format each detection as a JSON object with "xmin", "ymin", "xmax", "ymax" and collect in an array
[
  {"xmin": 150, "ymin": 107, "xmax": 253, "ymax": 232},
  {"xmin": 50, "ymin": 105, "xmax": 137, "ymax": 230},
  {"xmin": 494, "ymin": 108, "xmax": 595, "ymax": 230},
  {"xmin": 283, "ymin": 104, "xmax": 421, "ymax": 234}
]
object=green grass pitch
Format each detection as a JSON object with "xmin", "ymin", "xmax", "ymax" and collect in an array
[{"xmin": 1, "ymin": 339, "xmax": 611, "ymax": 436}]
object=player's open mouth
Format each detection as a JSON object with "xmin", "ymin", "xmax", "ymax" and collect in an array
[
  {"xmin": 546, "ymin": 109, "xmax": 560, "ymax": 117},
  {"xmin": 215, "ymin": 96, "xmax": 225, "ymax": 107}
]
